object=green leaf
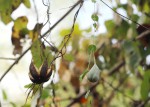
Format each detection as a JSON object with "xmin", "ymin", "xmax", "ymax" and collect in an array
[
  {"xmin": 93, "ymin": 23, "xmax": 97, "ymax": 29},
  {"xmin": 24, "ymin": 83, "xmax": 33, "ymax": 88},
  {"xmin": 88, "ymin": 44, "xmax": 96, "ymax": 54},
  {"xmin": 31, "ymin": 40, "xmax": 44, "ymax": 68},
  {"xmin": 0, "ymin": 0, "xmax": 13, "ymax": 24},
  {"xmin": 2, "ymin": 89, "xmax": 7, "ymax": 100},
  {"xmin": 122, "ymin": 40, "xmax": 141, "ymax": 70},
  {"xmin": 59, "ymin": 29, "xmax": 70, "ymax": 36},
  {"xmin": 115, "ymin": 20, "xmax": 129, "ymax": 39},
  {"xmin": 22, "ymin": 0, "xmax": 31, "ymax": 8},
  {"xmin": 79, "ymin": 69, "xmax": 89, "ymax": 81},
  {"xmin": 131, "ymin": 14, "xmax": 139, "ymax": 22},
  {"xmin": 31, "ymin": 40, "xmax": 53, "ymax": 68},
  {"xmin": 105, "ymin": 20, "xmax": 115, "ymax": 37},
  {"xmin": 141, "ymin": 71, "xmax": 150, "ymax": 101},
  {"xmin": 91, "ymin": 14, "xmax": 99, "ymax": 22},
  {"xmin": 11, "ymin": 16, "xmax": 29, "ymax": 55},
  {"xmin": 41, "ymin": 89, "xmax": 49, "ymax": 99}
]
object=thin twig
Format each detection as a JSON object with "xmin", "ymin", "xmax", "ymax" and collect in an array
[
  {"xmin": 36, "ymin": 84, "xmax": 43, "ymax": 107},
  {"xmin": 49, "ymin": 0, "xmax": 84, "ymax": 66},
  {"xmin": 0, "ymin": 57, "xmax": 16, "ymax": 60},
  {"xmin": 67, "ymin": 82, "xmax": 99, "ymax": 107},
  {"xmin": 137, "ymin": 97, "xmax": 150, "ymax": 107},
  {"xmin": 0, "ymin": 48, "xmax": 30, "ymax": 82},
  {"xmin": 136, "ymin": 30, "xmax": 150, "ymax": 40},
  {"xmin": 108, "ymin": 60, "xmax": 125, "ymax": 76},
  {"xmin": 32, "ymin": 0, "xmax": 39, "ymax": 22},
  {"xmin": 99, "ymin": 0, "xmax": 150, "ymax": 30},
  {"xmin": 102, "ymin": 75, "xmax": 135, "ymax": 102},
  {"xmin": 0, "ymin": 0, "xmax": 83, "ymax": 82}
]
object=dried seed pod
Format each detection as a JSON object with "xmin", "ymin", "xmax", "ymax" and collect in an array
[{"xmin": 29, "ymin": 60, "xmax": 52, "ymax": 84}]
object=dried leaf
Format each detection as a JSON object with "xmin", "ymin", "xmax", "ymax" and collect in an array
[{"xmin": 11, "ymin": 16, "xmax": 29, "ymax": 55}]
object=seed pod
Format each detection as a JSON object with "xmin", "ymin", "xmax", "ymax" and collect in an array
[
  {"xmin": 29, "ymin": 60, "xmax": 52, "ymax": 84},
  {"xmin": 87, "ymin": 64, "xmax": 100, "ymax": 82}
]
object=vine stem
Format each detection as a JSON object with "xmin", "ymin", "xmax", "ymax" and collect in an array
[
  {"xmin": 0, "ymin": 57, "xmax": 16, "ymax": 60},
  {"xmin": 0, "ymin": 0, "xmax": 83, "ymax": 82}
]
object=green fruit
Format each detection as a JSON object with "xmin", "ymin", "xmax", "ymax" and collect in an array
[{"xmin": 87, "ymin": 64, "xmax": 100, "ymax": 82}]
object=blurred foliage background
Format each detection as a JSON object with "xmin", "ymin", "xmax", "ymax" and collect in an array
[{"xmin": 0, "ymin": 0, "xmax": 150, "ymax": 107}]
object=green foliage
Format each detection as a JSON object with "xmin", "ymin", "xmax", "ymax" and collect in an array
[
  {"xmin": 87, "ymin": 44, "xmax": 96, "ymax": 54},
  {"xmin": 0, "ymin": 0, "xmax": 12, "ymax": 24},
  {"xmin": 141, "ymin": 70, "xmax": 150, "ymax": 101},
  {"xmin": 79, "ymin": 69, "xmax": 89, "ymax": 81},
  {"xmin": 0, "ymin": 0, "xmax": 30, "ymax": 24},
  {"xmin": 91, "ymin": 14, "xmax": 99, "ymax": 22},
  {"xmin": 105, "ymin": 20, "xmax": 116, "ymax": 37},
  {"xmin": 2, "ymin": 89, "xmax": 7, "ymax": 100},
  {"xmin": 22, "ymin": 0, "xmax": 31, "ymax": 8},
  {"xmin": 105, "ymin": 19, "xmax": 130, "ymax": 38},
  {"xmin": 41, "ymin": 89, "xmax": 50, "ymax": 99},
  {"xmin": 122, "ymin": 40, "xmax": 141, "ymax": 71},
  {"xmin": 1, "ymin": 0, "xmax": 150, "ymax": 106},
  {"xmin": 31, "ymin": 40, "xmax": 52, "ymax": 68},
  {"xmin": 24, "ymin": 83, "xmax": 33, "ymax": 88},
  {"xmin": 132, "ymin": 0, "xmax": 150, "ymax": 14},
  {"xmin": 11, "ymin": 16, "xmax": 29, "ymax": 55},
  {"xmin": 91, "ymin": 0, "xmax": 96, "ymax": 3}
]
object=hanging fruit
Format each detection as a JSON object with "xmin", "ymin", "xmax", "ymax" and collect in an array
[
  {"xmin": 29, "ymin": 60, "xmax": 52, "ymax": 84},
  {"xmin": 87, "ymin": 64, "xmax": 100, "ymax": 82}
]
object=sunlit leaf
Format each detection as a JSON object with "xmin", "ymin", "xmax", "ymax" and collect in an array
[
  {"xmin": 22, "ymin": 0, "xmax": 31, "ymax": 8},
  {"xmin": 12, "ymin": 0, "xmax": 21, "ymax": 10},
  {"xmin": 0, "ymin": 0, "xmax": 30, "ymax": 24},
  {"xmin": 11, "ymin": 16, "xmax": 29, "ymax": 55},
  {"xmin": 0, "ymin": 0, "xmax": 13, "ymax": 24},
  {"xmin": 2, "ymin": 89, "xmax": 7, "ymax": 100},
  {"xmin": 60, "ymin": 29, "xmax": 70, "ymax": 36}
]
